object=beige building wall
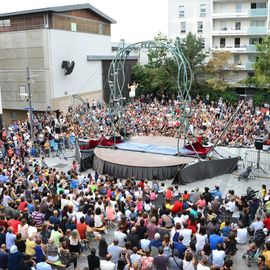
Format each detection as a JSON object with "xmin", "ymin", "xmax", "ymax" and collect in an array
[{"xmin": 0, "ymin": 30, "xmax": 49, "ymax": 114}]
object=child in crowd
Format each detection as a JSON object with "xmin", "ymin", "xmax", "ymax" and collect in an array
[{"xmin": 158, "ymin": 182, "xmax": 166, "ymax": 194}]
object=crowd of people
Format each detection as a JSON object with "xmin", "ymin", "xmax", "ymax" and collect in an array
[
  {"xmin": 0, "ymin": 162, "xmax": 269, "ymax": 270},
  {"xmin": 69, "ymin": 95, "xmax": 269, "ymax": 148},
  {"xmin": 0, "ymin": 95, "xmax": 268, "ymax": 162},
  {"xmin": 0, "ymin": 95, "xmax": 268, "ymax": 270}
]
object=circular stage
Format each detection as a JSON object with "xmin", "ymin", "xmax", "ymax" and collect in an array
[{"xmin": 92, "ymin": 136, "xmax": 196, "ymax": 180}]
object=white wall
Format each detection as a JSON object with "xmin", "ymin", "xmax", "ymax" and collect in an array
[
  {"xmin": 48, "ymin": 29, "xmax": 112, "ymax": 99},
  {"xmin": 168, "ymin": 0, "xmax": 212, "ymax": 50}
]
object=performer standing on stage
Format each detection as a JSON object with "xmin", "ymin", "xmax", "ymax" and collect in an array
[{"xmin": 128, "ymin": 81, "xmax": 138, "ymax": 100}]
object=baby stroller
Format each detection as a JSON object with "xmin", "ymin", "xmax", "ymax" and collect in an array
[
  {"xmin": 238, "ymin": 166, "xmax": 254, "ymax": 181},
  {"xmin": 242, "ymin": 228, "xmax": 267, "ymax": 267}
]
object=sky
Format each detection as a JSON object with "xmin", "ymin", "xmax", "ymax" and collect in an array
[{"xmin": 0, "ymin": 0, "xmax": 168, "ymax": 43}]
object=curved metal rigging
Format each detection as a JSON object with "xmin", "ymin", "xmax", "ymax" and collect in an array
[{"xmin": 107, "ymin": 39, "xmax": 200, "ymax": 158}]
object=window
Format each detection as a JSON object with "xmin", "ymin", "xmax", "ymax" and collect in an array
[
  {"xmin": 234, "ymin": 54, "xmax": 241, "ymax": 64},
  {"xmin": 99, "ymin": 23, "xmax": 104, "ymax": 34},
  {"xmin": 236, "ymin": 3, "xmax": 242, "ymax": 13},
  {"xmin": 19, "ymin": 85, "xmax": 26, "ymax": 101},
  {"xmin": 235, "ymin": 22, "xmax": 241, "ymax": 30},
  {"xmin": 71, "ymin": 22, "xmax": 77, "ymax": 31},
  {"xmin": 200, "ymin": 4, "xmax": 206, "ymax": 17},
  {"xmin": 251, "ymin": 20, "xmax": 265, "ymax": 27},
  {"xmin": 220, "ymin": 21, "xmax": 227, "ymax": 31},
  {"xmin": 11, "ymin": 112, "xmax": 17, "ymax": 121},
  {"xmin": 180, "ymin": 22, "xmax": 186, "ymax": 33},
  {"xmin": 201, "ymin": 38, "xmax": 205, "ymax": 49},
  {"xmin": 250, "ymin": 37, "xmax": 262, "ymax": 44},
  {"xmin": 248, "ymin": 55, "xmax": 256, "ymax": 62},
  {"xmin": 220, "ymin": 38, "xmax": 226, "ymax": 48},
  {"xmin": 251, "ymin": 2, "xmax": 266, "ymax": 9},
  {"xmin": 197, "ymin": 21, "xmax": 203, "ymax": 33},
  {"xmin": 0, "ymin": 19, "xmax": 10, "ymax": 27},
  {"xmin": 257, "ymin": 2, "xmax": 266, "ymax": 8},
  {"xmin": 234, "ymin": 38, "xmax": 240, "ymax": 48},
  {"xmin": 179, "ymin": 5, "xmax": 185, "ymax": 17}
]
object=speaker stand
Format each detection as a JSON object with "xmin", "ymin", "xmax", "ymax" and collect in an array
[{"xmin": 254, "ymin": 150, "xmax": 267, "ymax": 175}]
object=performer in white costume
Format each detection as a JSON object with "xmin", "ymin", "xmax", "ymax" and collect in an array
[{"xmin": 128, "ymin": 81, "xmax": 138, "ymax": 99}]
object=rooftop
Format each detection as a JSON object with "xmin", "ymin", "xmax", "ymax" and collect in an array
[{"xmin": 0, "ymin": 3, "xmax": 116, "ymax": 24}]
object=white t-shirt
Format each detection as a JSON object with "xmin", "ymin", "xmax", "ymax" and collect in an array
[
  {"xmin": 75, "ymin": 212, "xmax": 85, "ymax": 223},
  {"xmin": 197, "ymin": 263, "xmax": 210, "ymax": 270},
  {"xmin": 28, "ymin": 226, "xmax": 37, "ymax": 239},
  {"xmin": 195, "ymin": 233, "xmax": 208, "ymax": 251},
  {"xmin": 114, "ymin": 231, "xmax": 127, "ymax": 247},
  {"xmin": 250, "ymin": 221, "xmax": 264, "ymax": 233},
  {"xmin": 140, "ymin": 239, "xmax": 151, "ymax": 251},
  {"xmin": 226, "ymin": 201, "xmax": 237, "ymax": 212},
  {"xmin": 180, "ymin": 228, "xmax": 192, "ymax": 246},
  {"xmin": 100, "ymin": 260, "xmax": 115, "ymax": 270},
  {"xmin": 212, "ymin": 250, "xmax": 225, "ymax": 267},
  {"xmin": 236, "ymin": 228, "xmax": 248, "ymax": 244},
  {"xmin": 94, "ymin": 215, "xmax": 103, "ymax": 228}
]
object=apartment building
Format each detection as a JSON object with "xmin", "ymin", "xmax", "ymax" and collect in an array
[
  {"xmin": 168, "ymin": 0, "xmax": 212, "ymax": 50},
  {"xmin": 168, "ymin": 0, "xmax": 270, "ymax": 84}
]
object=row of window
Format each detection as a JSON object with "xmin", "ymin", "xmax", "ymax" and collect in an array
[
  {"xmin": 179, "ymin": 2, "xmax": 267, "ymax": 17},
  {"xmin": 233, "ymin": 54, "xmax": 256, "ymax": 64},
  {"xmin": 179, "ymin": 4, "xmax": 206, "ymax": 18},
  {"xmin": 180, "ymin": 21, "xmax": 204, "ymax": 33},
  {"xmin": 219, "ymin": 37, "xmax": 262, "ymax": 48},
  {"xmin": 216, "ymin": 20, "xmax": 265, "ymax": 31},
  {"xmin": 180, "ymin": 19, "xmax": 266, "ymax": 34}
]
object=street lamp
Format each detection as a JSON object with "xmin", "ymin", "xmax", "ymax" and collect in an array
[{"xmin": 18, "ymin": 67, "xmax": 37, "ymax": 143}]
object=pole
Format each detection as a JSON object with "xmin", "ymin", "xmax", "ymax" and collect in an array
[
  {"xmin": 206, "ymin": 100, "xmax": 245, "ymax": 158},
  {"xmin": 26, "ymin": 67, "xmax": 34, "ymax": 143}
]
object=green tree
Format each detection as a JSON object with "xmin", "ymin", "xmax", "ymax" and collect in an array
[
  {"xmin": 180, "ymin": 32, "xmax": 206, "ymax": 93},
  {"xmin": 205, "ymin": 51, "xmax": 236, "ymax": 91},
  {"xmin": 132, "ymin": 33, "xmax": 178, "ymax": 97},
  {"xmin": 253, "ymin": 35, "xmax": 270, "ymax": 87},
  {"xmin": 147, "ymin": 32, "xmax": 168, "ymax": 68}
]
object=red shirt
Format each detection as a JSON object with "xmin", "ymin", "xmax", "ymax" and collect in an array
[
  {"xmin": 9, "ymin": 219, "xmax": 21, "ymax": 234},
  {"xmin": 171, "ymin": 201, "xmax": 183, "ymax": 214},
  {"xmin": 182, "ymin": 193, "xmax": 190, "ymax": 201},
  {"xmin": 263, "ymin": 218, "xmax": 270, "ymax": 230},
  {"xmin": 165, "ymin": 189, "xmax": 173, "ymax": 200},
  {"xmin": 188, "ymin": 220, "xmax": 197, "ymax": 234},
  {"xmin": 76, "ymin": 223, "xmax": 87, "ymax": 239},
  {"xmin": 19, "ymin": 201, "xmax": 28, "ymax": 212}
]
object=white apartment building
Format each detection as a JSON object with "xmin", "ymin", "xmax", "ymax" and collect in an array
[
  {"xmin": 168, "ymin": 0, "xmax": 270, "ymax": 84},
  {"xmin": 168, "ymin": 0, "xmax": 212, "ymax": 50}
]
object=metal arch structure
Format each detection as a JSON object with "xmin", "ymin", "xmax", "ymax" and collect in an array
[
  {"xmin": 107, "ymin": 39, "xmax": 200, "ymax": 158},
  {"xmin": 69, "ymin": 94, "xmax": 86, "ymax": 108}
]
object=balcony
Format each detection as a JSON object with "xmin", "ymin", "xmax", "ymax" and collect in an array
[
  {"xmin": 245, "ymin": 62, "xmax": 255, "ymax": 70},
  {"xmin": 213, "ymin": 26, "xmax": 267, "ymax": 36},
  {"xmin": 212, "ymin": 12, "xmax": 249, "ymax": 19},
  {"xmin": 212, "ymin": 28, "xmax": 248, "ymax": 36},
  {"xmin": 213, "ymin": 45, "xmax": 257, "ymax": 53},
  {"xmin": 247, "ymin": 26, "xmax": 267, "ymax": 35},
  {"xmin": 249, "ymin": 8, "xmax": 268, "ymax": 17},
  {"xmin": 246, "ymin": 44, "xmax": 257, "ymax": 52}
]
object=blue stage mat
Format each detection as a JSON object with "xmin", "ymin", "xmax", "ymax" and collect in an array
[{"xmin": 116, "ymin": 142, "xmax": 193, "ymax": 156}]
